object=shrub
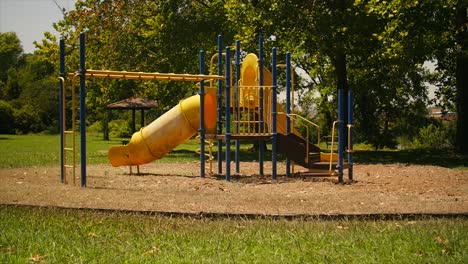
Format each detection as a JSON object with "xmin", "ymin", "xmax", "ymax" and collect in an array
[
  {"xmin": 88, "ymin": 121, "xmax": 103, "ymax": 134},
  {"xmin": 413, "ymin": 123, "xmax": 452, "ymax": 149},
  {"xmin": 108, "ymin": 119, "xmax": 132, "ymax": 138},
  {"xmin": 45, "ymin": 120, "xmax": 59, "ymax": 134},
  {"xmin": 13, "ymin": 105, "xmax": 43, "ymax": 134},
  {"xmin": 0, "ymin": 100, "xmax": 15, "ymax": 133}
]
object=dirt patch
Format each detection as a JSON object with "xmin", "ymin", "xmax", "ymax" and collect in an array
[{"xmin": 0, "ymin": 162, "xmax": 467, "ymax": 215}]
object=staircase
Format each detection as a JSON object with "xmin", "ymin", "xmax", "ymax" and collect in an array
[{"xmin": 277, "ymin": 133, "xmax": 322, "ymax": 168}]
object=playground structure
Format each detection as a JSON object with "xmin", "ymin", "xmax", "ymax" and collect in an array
[{"xmin": 59, "ymin": 33, "xmax": 353, "ymax": 187}]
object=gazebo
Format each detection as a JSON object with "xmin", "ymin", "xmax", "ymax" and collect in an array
[
  {"xmin": 106, "ymin": 97, "xmax": 158, "ymax": 175},
  {"xmin": 107, "ymin": 97, "xmax": 158, "ymax": 133}
]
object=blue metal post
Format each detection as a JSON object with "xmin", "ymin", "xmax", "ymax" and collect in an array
[
  {"xmin": 199, "ymin": 50, "xmax": 205, "ymax": 178},
  {"xmin": 271, "ymin": 48, "xmax": 278, "ymax": 180},
  {"xmin": 348, "ymin": 89, "xmax": 354, "ymax": 181},
  {"xmin": 225, "ymin": 47, "xmax": 231, "ymax": 181},
  {"xmin": 235, "ymin": 40, "xmax": 241, "ymax": 174},
  {"xmin": 337, "ymin": 88, "xmax": 344, "ymax": 183},
  {"xmin": 285, "ymin": 52, "xmax": 291, "ymax": 177},
  {"xmin": 79, "ymin": 33, "xmax": 87, "ymax": 187},
  {"xmin": 59, "ymin": 39, "xmax": 65, "ymax": 183},
  {"xmin": 258, "ymin": 37, "xmax": 264, "ymax": 176},
  {"xmin": 217, "ymin": 35, "xmax": 223, "ymax": 174}
]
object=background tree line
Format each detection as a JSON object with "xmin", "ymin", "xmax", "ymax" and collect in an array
[
  {"xmin": 0, "ymin": 0, "xmax": 466, "ymax": 153},
  {"xmin": 0, "ymin": 32, "xmax": 59, "ymax": 134}
]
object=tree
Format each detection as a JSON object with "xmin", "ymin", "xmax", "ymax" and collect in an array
[
  {"xmin": 14, "ymin": 54, "xmax": 59, "ymax": 133},
  {"xmin": 42, "ymin": 0, "xmax": 235, "ymax": 127},
  {"xmin": 0, "ymin": 32, "xmax": 24, "ymax": 98},
  {"xmin": 31, "ymin": 0, "xmax": 464, "ymax": 151},
  {"xmin": 225, "ymin": 0, "xmax": 431, "ymax": 147},
  {"xmin": 0, "ymin": 32, "xmax": 60, "ymax": 134},
  {"xmin": 455, "ymin": 3, "xmax": 467, "ymax": 153},
  {"xmin": 224, "ymin": 0, "xmax": 463, "ymax": 149},
  {"xmin": 0, "ymin": 100, "xmax": 15, "ymax": 133}
]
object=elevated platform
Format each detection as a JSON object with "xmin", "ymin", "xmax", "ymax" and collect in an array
[{"xmin": 206, "ymin": 134, "xmax": 272, "ymax": 140}]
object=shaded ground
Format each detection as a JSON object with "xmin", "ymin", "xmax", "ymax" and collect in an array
[{"xmin": 0, "ymin": 162, "xmax": 467, "ymax": 215}]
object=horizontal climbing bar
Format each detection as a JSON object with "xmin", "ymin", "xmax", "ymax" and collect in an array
[{"xmin": 75, "ymin": 69, "xmax": 223, "ymax": 82}]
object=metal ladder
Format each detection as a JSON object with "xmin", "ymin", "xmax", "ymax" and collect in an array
[{"xmin": 59, "ymin": 76, "xmax": 77, "ymax": 184}]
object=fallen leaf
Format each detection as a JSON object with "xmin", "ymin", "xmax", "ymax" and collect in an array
[
  {"xmin": 88, "ymin": 232, "xmax": 98, "ymax": 238},
  {"xmin": 29, "ymin": 253, "xmax": 45, "ymax": 263},
  {"xmin": 435, "ymin": 236, "xmax": 448, "ymax": 245},
  {"xmin": 143, "ymin": 246, "xmax": 161, "ymax": 256}
]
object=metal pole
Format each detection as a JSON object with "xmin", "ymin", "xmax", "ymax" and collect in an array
[
  {"xmin": 348, "ymin": 89, "xmax": 354, "ymax": 181},
  {"xmin": 285, "ymin": 52, "xmax": 291, "ymax": 177},
  {"xmin": 258, "ymin": 37, "xmax": 264, "ymax": 176},
  {"xmin": 79, "ymin": 33, "xmax": 87, "ymax": 187},
  {"xmin": 217, "ymin": 35, "xmax": 223, "ymax": 174},
  {"xmin": 131, "ymin": 109, "xmax": 136, "ymax": 133},
  {"xmin": 59, "ymin": 39, "xmax": 65, "ymax": 183},
  {"xmin": 271, "ymin": 48, "xmax": 278, "ymax": 180},
  {"xmin": 337, "ymin": 88, "xmax": 344, "ymax": 183},
  {"xmin": 199, "ymin": 50, "xmax": 205, "ymax": 178},
  {"xmin": 235, "ymin": 40, "xmax": 241, "ymax": 174},
  {"xmin": 225, "ymin": 47, "xmax": 231, "ymax": 181}
]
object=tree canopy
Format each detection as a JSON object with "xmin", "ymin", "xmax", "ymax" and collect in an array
[{"xmin": 1, "ymin": 0, "xmax": 466, "ymax": 153}]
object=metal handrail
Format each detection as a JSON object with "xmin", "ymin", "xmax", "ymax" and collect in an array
[
  {"xmin": 285, "ymin": 113, "xmax": 321, "ymax": 146},
  {"xmin": 283, "ymin": 113, "xmax": 321, "ymax": 164},
  {"xmin": 347, "ymin": 124, "xmax": 353, "ymax": 153},
  {"xmin": 329, "ymin": 120, "xmax": 341, "ymax": 172}
]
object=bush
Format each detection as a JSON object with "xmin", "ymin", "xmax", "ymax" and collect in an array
[
  {"xmin": 412, "ymin": 123, "xmax": 452, "ymax": 149},
  {"xmin": 88, "ymin": 121, "xmax": 103, "ymax": 134},
  {"xmin": 108, "ymin": 119, "xmax": 132, "ymax": 138},
  {"xmin": 0, "ymin": 100, "xmax": 15, "ymax": 133},
  {"xmin": 13, "ymin": 105, "xmax": 43, "ymax": 134},
  {"xmin": 396, "ymin": 136, "xmax": 412, "ymax": 150},
  {"xmin": 45, "ymin": 120, "xmax": 59, "ymax": 134}
]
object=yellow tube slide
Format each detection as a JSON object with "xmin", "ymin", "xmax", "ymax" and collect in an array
[{"xmin": 108, "ymin": 93, "xmax": 216, "ymax": 167}]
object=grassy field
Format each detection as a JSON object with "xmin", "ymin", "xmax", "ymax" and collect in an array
[
  {"xmin": 1, "ymin": 134, "xmax": 467, "ymax": 169},
  {"xmin": 0, "ymin": 134, "xmax": 203, "ymax": 168},
  {"xmin": 1, "ymin": 205, "xmax": 466, "ymax": 263},
  {"xmin": 1, "ymin": 135, "xmax": 467, "ymax": 262},
  {"xmin": 0, "ymin": 134, "xmax": 277, "ymax": 168}
]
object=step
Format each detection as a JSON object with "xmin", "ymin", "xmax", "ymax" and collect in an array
[{"xmin": 306, "ymin": 162, "xmax": 352, "ymax": 170}]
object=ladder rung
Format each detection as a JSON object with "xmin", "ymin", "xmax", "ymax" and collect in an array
[
  {"xmin": 64, "ymin": 148, "xmax": 74, "ymax": 151},
  {"xmin": 64, "ymin": 131, "xmax": 74, "ymax": 134},
  {"xmin": 64, "ymin": 165, "xmax": 74, "ymax": 168}
]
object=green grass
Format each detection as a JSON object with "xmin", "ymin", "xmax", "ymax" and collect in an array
[
  {"xmin": 353, "ymin": 149, "xmax": 468, "ymax": 169},
  {"xmin": 0, "ymin": 134, "xmax": 277, "ymax": 168},
  {"xmin": 1, "ymin": 134, "xmax": 467, "ymax": 169},
  {"xmin": 0, "ymin": 206, "xmax": 466, "ymax": 263},
  {"xmin": 0, "ymin": 134, "xmax": 119, "ymax": 168}
]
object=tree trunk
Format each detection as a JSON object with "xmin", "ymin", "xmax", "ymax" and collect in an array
[
  {"xmin": 456, "ymin": 5, "xmax": 468, "ymax": 154},
  {"xmin": 103, "ymin": 111, "xmax": 109, "ymax": 141}
]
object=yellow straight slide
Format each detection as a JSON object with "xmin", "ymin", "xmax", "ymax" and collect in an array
[{"xmin": 108, "ymin": 93, "xmax": 216, "ymax": 167}]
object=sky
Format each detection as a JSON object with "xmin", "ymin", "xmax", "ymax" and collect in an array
[{"xmin": 0, "ymin": 0, "xmax": 76, "ymax": 53}]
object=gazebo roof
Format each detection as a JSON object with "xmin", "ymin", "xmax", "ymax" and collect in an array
[{"xmin": 106, "ymin": 97, "xmax": 158, "ymax": 110}]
